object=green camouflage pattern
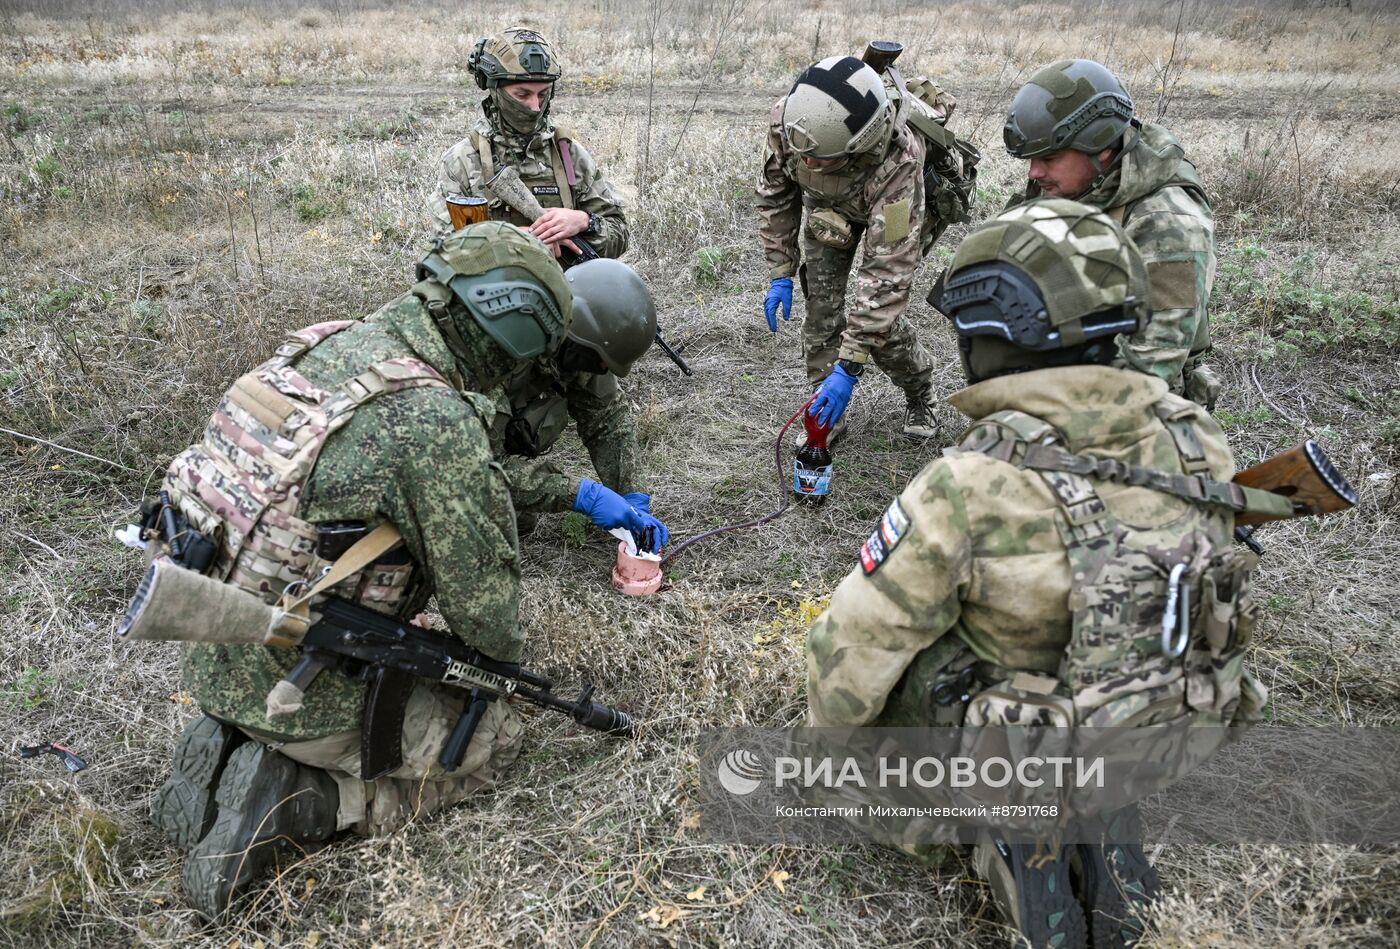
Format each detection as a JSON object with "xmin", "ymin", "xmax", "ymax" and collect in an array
[
  {"xmin": 758, "ymin": 98, "xmax": 937, "ymax": 379},
  {"xmin": 180, "ymin": 297, "xmax": 525, "ymax": 741},
  {"xmin": 1015, "ymin": 123, "xmax": 1216, "ymax": 395},
  {"xmin": 430, "ymin": 115, "xmax": 628, "ymax": 257},
  {"xmin": 1003, "ymin": 59, "xmax": 1134, "ymax": 158},
  {"xmin": 805, "ymin": 364, "xmax": 1240, "ymax": 727},
  {"xmin": 948, "ymin": 198, "xmax": 1148, "ymax": 347},
  {"xmin": 487, "ymin": 359, "xmax": 643, "ymax": 515}
]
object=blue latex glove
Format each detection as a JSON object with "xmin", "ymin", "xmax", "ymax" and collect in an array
[
  {"xmin": 809, "ymin": 363, "xmax": 859, "ymax": 429},
  {"xmin": 764, "ymin": 277, "xmax": 793, "ymax": 332},
  {"xmin": 574, "ymin": 480, "xmax": 669, "ymax": 553},
  {"xmin": 623, "ymin": 492, "xmax": 652, "ymax": 514}
]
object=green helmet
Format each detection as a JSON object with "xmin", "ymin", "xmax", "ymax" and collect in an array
[
  {"xmin": 782, "ymin": 56, "xmax": 895, "ymax": 160},
  {"xmin": 934, "ymin": 199, "xmax": 1146, "ymax": 381},
  {"xmin": 563, "ymin": 259, "xmax": 657, "ymax": 377},
  {"xmin": 1003, "ymin": 59, "xmax": 1134, "ymax": 159},
  {"xmin": 469, "ymin": 27, "xmax": 562, "ymax": 89},
  {"xmin": 417, "ymin": 221, "xmax": 572, "ymax": 362}
]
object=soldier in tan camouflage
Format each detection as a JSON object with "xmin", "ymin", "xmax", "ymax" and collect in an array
[
  {"xmin": 757, "ymin": 55, "xmax": 962, "ymax": 441},
  {"xmin": 1002, "ymin": 59, "xmax": 1220, "ymax": 409},
  {"xmin": 807, "ymin": 201, "xmax": 1267, "ymax": 948},
  {"xmin": 144, "ymin": 224, "xmax": 664, "ymax": 918},
  {"xmin": 428, "ymin": 27, "xmax": 628, "ymax": 260}
]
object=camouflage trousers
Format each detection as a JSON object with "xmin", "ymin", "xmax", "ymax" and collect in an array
[
  {"xmin": 798, "ymin": 233, "xmax": 934, "ymax": 392},
  {"xmin": 255, "ymin": 682, "xmax": 523, "ymax": 836}
]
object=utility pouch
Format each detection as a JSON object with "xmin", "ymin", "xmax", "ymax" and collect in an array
[{"xmin": 806, "ymin": 207, "xmax": 856, "ymax": 249}]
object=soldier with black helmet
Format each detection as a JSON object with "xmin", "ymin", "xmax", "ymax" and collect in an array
[
  {"xmin": 1002, "ymin": 59, "xmax": 1220, "ymax": 408},
  {"xmin": 429, "ymin": 27, "xmax": 628, "ymax": 261}
]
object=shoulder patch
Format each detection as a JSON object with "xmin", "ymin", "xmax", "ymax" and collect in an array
[
  {"xmin": 882, "ymin": 198, "xmax": 911, "ymax": 243},
  {"xmin": 1146, "ymin": 259, "xmax": 1199, "ymax": 310},
  {"xmin": 859, "ymin": 497, "xmax": 911, "ymax": 575}
]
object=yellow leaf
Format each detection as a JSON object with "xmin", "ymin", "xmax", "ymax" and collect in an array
[
  {"xmin": 151, "ymin": 898, "xmax": 164, "ymax": 906},
  {"xmin": 680, "ymin": 813, "xmax": 701, "ymax": 831},
  {"xmin": 169, "ymin": 691, "xmax": 193, "ymax": 705},
  {"xmin": 50, "ymin": 463, "xmax": 63, "ymax": 470},
  {"xmin": 303, "ymin": 934, "xmax": 321, "ymax": 949},
  {"xmin": 639, "ymin": 905, "xmax": 687, "ymax": 929},
  {"xmin": 303, "ymin": 877, "xmax": 316, "ymax": 899},
  {"xmin": 789, "ymin": 580, "xmax": 802, "ymax": 589},
  {"xmin": 771, "ymin": 869, "xmax": 790, "ymax": 893},
  {"xmin": 685, "ymin": 886, "xmax": 706, "ymax": 902}
]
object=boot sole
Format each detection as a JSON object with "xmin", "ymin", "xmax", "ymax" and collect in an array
[
  {"xmin": 1078, "ymin": 808, "xmax": 1161, "ymax": 948},
  {"xmin": 182, "ymin": 743, "xmax": 299, "ymax": 919},
  {"xmin": 1001, "ymin": 836, "xmax": 1089, "ymax": 949},
  {"xmin": 152, "ymin": 716, "xmax": 243, "ymax": 848}
]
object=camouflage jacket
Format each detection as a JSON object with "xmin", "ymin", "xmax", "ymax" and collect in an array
[
  {"xmin": 185, "ymin": 294, "xmax": 523, "ymax": 740},
  {"xmin": 487, "ymin": 359, "xmax": 644, "ymax": 514},
  {"xmin": 1014, "ymin": 123, "xmax": 1216, "ymax": 391},
  {"xmin": 756, "ymin": 99, "xmax": 927, "ymax": 363},
  {"xmin": 805, "ymin": 365, "xmax": 1235, "ymax": 726},
  {"xmin": 429, "ymin": 112, "xmax": 629, "ymax": 258}
]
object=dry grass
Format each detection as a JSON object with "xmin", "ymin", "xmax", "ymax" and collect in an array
[{"xmin": 2, "ymin": 1, "xmax": 1398, "ymax": 946}]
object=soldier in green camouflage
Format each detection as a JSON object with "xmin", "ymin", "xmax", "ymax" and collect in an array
[
  {"xmin": 485, "ymin": 259, "xmax": 656, "ymax": 528},
  {"xmin": 148, "ymin": 223, "xmax": 665, "ymax": 918},
  {"xmin": 757, "ymin": 55, "xmax": 962, "ymax": 441},
  {"xmin": 807, "ymin": 201, "xmax": 1266, "ymax": 948},
  {"xmin": 428, "ymin": 27, "xmax": 628, "ymax": 260},
  {"xmin": 1002, "ymin": 59, "xmax": 1220, "ymax": 408}
]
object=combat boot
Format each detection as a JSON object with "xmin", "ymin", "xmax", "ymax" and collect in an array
[
  {"xmin": 973, "ymin": 829, "xmax": 1088, "ymax": 949},
  {"xmin": 152, "ymin": 714, "xmax": 246, "ymax": 849},
  {"xmin": 182, "ymin": 742, "xmax": 338, "ymax": 919},
  {"xmin": 902, "ymin": 384, "xmax": 939, "ymax": 441},
  {"xmin": 1074, "ymin": 805, "xmax": 1160, "ymax": 948}
]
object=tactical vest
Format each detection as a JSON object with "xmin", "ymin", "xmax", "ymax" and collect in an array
[
  {"xmin": 955, "ymin": 399, "xmax": 1266, "ymax": 733},
  {"xmin": 472, "ymin": 125, "xmax": 580, "ymax": 221},
  {"xmin": 163, "ymin": 321, "xmax": 454, "ymax": 616}
]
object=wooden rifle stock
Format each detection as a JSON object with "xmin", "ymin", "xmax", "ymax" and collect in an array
[
  {"xmin": 862, "ymin": 40, "xmax": 904, "ymax": 72},
  {"xmin": 1233, "ymin": 440, "xmax": 1358, "ymax": 527}
]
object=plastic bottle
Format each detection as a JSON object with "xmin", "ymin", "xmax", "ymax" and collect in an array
[{"xmin": 793, "ymin": 411, "xmax": 834, "ymax": 505}]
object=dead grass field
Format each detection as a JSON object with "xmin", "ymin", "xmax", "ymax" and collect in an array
[{"xmin": 2, "ymin": 1, "xmax": 1399, "ymax": 946}]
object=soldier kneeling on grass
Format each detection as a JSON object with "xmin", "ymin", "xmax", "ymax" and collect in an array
[
  {"xmin": 133, "ymin": 222, "xmax": 664, "ymax": 918},
  {"xmin": 806, "ymin": 200, "xmax": 1268, "ymax": 948}
]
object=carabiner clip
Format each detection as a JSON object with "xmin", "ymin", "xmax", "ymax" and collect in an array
[{"xmin": 1161, "ymin": 562, "xmax": 1190, "ymax": 658}]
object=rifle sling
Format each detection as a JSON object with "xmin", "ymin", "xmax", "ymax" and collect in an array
[{"xmin": 1017, "ymin": 443, "xmax": 1294, "ymax": 518}]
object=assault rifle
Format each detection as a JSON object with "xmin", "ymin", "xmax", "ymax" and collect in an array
[
  {"xmin": 278, "ymin": 597, "xmax": 635, "ymax": 778},
  {"xmin": 484, "ymin": 165, "xmax": 692, "ymax": 376}
]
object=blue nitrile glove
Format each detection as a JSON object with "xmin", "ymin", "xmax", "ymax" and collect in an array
[
  {"xmin": 623, "ymin": 492, "xmax": 652, "ymax": 514},
  {"xmin": 809, "ymin": 363, "xmax": 859, "ymax": 429},
  {"xmin": 764, "ymin": 277, "xmax": 793, "ymax": 331},
  {"xmin": 574, "ymin": 480, "xmax": 670, "ymax": 553}
]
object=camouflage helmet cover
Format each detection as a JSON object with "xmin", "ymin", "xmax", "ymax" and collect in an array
[
  {"xmin": 939, "ymin": 198, "xmax": 1147, "ymax": 351},
  {"xmin": 1003, "ymin": 59, "xmax": 1134, "ymax": 159},
  {"xmin": 782, "ymin": 56, "xmax": 895, "ymax": 159},
  {"xmin": 564, "ymin": 259, "xmax": 658, "ymax": 377},
  {"xmin": 469, "ymin": 27, "xmax": 562, "ymax": 90},
  {"xmin": 417, "ymin": 221, "xmax": 572, "ymax": 361}
]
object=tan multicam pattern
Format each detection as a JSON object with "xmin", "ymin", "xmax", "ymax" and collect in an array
[
  {"xmin": 429, "ymin": 115, "xmax": 628, "ymax": 258},
  {"xmin": 805, "ymin": 364, "xmax": 1263, "ymax": 730}
]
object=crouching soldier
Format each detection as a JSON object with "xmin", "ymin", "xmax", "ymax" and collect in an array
[
  {"xmin": 807, "ymin": 201, "xmax": 1269, "ymax": 947},
  {"xmin": 134, "ymin": 223, "xmax": 663, "ymax": 917}
]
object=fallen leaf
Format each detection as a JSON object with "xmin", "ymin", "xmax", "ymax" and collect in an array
[
  {"xmin": 638, "ymin": 904, "xmax": 687, "ymax": 929},
  {"xmin": 169, "ymin": 691, "xmax": 193, "ymax": 705},
  {"xmin": 789, "ymin": 580, "xmax": 802, "ymax": 589},
  {"xmin": 680, "ymin": 813, "xmax": 701, "ymax": 831},
  {"xmin": 771, "ymin": 869, "xmax": 791, "ymax": 893},
  {"xmin": 686, "ymin": 885, "xmax": 706, "ymax": 902},
  {"xmin": 303, "ymin": 934, "xmax": 321, "ymax": 949},
  {"xmin": 303, "ymin": 877, "xmax": 316, "ymax": 899}
]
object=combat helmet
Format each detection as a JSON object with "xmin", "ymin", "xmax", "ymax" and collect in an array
[
  {"xmin": 933, "ymin": 198, "xmax": 1147, "ymax": 381},
  {"xmin": 1003, "ymin": 59, "xmax": 1135, "ymax": 159},
  {"xmin": 562, "ymin": 259, "xmax": 658, "ymax": 377},
  {"xmin": 417, "ymin": 221, "xmax": 572, "ymax": 362},
  {"xmin": 782, "ymin": 56, "xmax": 896, "ymax": 160},
  {"xmin": 469, "ymin": 27, "xmax": 562, "ymax": 89}
]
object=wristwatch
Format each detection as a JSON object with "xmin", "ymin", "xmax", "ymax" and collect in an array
[
  {"xmin": 837, "ymin": 358, "xmax": 866, "ymax": 377},
  {"xmin": 584, "ymin": 212, "xmax": 602, "ymax": 236}
]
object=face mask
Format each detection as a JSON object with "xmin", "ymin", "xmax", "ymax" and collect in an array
[{"xmin": 491, "ymin": 87, "xmax": 551, "ymax": 134}]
